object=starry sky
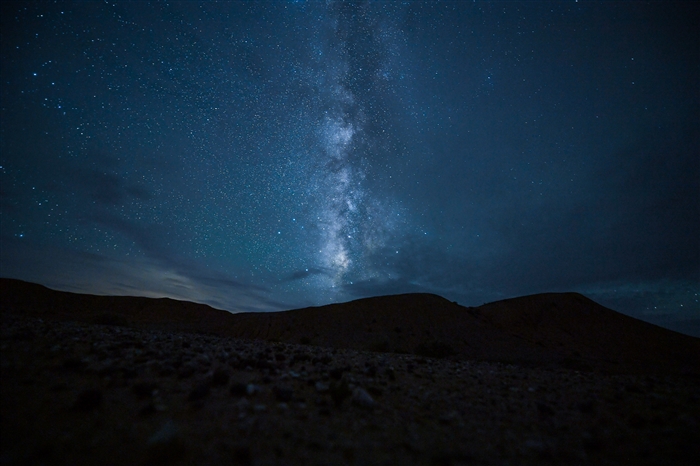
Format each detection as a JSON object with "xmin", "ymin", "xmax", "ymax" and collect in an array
[{"xmin": 1, "ymin": 1, "xmax": 698, "ymax": 336}]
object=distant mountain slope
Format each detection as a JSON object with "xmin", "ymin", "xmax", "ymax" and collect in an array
[
  {"xmin": 477, "ymin": 293, "xmax": 700, "ymax": 375},
  {"xmin": 0, "ymin": 278, "xmax": 237, "ymax": 335},
  {"xmin": 2, "ymin": 278, "xmax": 698, "ymax": 376},
  {"xmin": 225, "ymin": 293, "xmax": 549, "ymax": 363}
]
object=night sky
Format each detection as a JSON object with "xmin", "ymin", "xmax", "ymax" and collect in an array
[{"xmin": 1, "ymin": 1, "xmax": 698, "ymax": 336}]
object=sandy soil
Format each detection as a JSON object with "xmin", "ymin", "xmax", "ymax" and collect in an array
[{"xmin": 2, "ymin": 313, "xmax": 699, "ymax": 466}]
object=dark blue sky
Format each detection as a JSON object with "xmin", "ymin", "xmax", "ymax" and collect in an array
[{"xmin": 1, "ymin": 1, "xmax": 698, "ymax": 336}]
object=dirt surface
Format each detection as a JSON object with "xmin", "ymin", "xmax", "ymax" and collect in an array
[{"xmin": 2, "ymin": 313, "xmax": 699, "ymax": 466}]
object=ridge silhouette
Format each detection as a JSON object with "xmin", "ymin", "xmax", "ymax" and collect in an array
[{"xmin": 2, "ymin": 278, "xmax": 698, "ymax": 376}]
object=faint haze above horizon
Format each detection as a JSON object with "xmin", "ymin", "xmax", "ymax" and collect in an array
[{"xmin": 1, "ymin": 2, "xmax": 698, "ymax": 337}]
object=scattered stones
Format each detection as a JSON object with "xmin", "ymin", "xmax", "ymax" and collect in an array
[{"xmin": 3, "ymin": 314, "xmax": 699, "ymax": 466}]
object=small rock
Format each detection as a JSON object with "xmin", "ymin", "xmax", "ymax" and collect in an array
[
  {"xmin": 439, "ymin": 411, "xmax": 459, "ymax": 424},
  {"xmin": 315, "ymin": 381, "xmax": 329, "ymax": 393},
  {"xmin": 351, "ymin": 387, "xmax": 375, "ymax": 409},
  {"xmin": 146, "ymin": 420, "xmax": 188, "ymax": 465},
  {"xmin": 149, "ymin": 420, "xmax": 179, "ymax": 445},
  {"xmin": 197, "ymin": 354, "xmax": 211, "ymax": 366},
  {"xmin": 236, "ymin": 398, "xmax": 251, "ymax": 411}
]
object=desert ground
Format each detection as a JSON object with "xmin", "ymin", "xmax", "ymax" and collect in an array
[{"xmin": 1, "ymin": 279, "xmax": 699, "ymax": 465}]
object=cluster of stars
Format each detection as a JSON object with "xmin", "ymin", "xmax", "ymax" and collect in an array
[{"xmin": 0, "ymin": 1, "xmax": 697, "ymax": 330}]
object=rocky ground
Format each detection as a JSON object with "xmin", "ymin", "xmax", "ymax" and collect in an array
[{"xmin": 2, "ymin": 314, "xmax": 699, "ymax": 466}]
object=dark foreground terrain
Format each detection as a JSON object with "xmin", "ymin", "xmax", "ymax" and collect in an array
[{"xmin": 1, "ymin": 279, "xmax": 699, "ymax": 465}]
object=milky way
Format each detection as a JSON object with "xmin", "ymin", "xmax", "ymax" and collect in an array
[
  {"xmin": 1, "ymin": 1, "xmax": 698, "ymax": 336},
  {"xmin": 305, "ymin": 2, "xmax": 406, "ymax": 294}
]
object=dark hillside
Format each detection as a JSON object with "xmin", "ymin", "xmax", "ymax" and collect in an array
[{"xmin": 2, "ymin": 278, "xmax": 698, "ymax": 375}]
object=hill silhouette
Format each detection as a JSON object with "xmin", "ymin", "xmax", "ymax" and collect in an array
[{"xmin": 2, "ymin": 278, "xmax": 698, "ymax": 376}]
